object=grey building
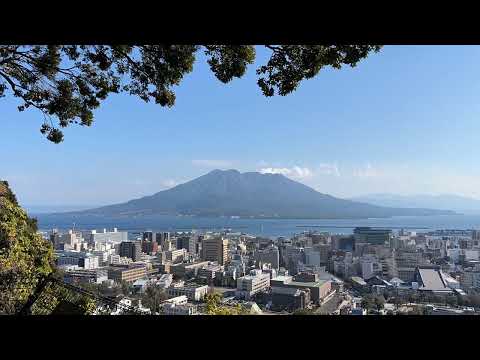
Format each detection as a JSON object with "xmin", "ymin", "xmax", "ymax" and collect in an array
[
  {"xmin": 353, "ymin": 227, "xmax": 392, "ymax": 246},
  {"xmin": 119, "ymin": 241, "xmax": 142, "ymax": 262},
  {"xmin": 254, "ymin": 245, "xmax": 280, "ymax": 270}
]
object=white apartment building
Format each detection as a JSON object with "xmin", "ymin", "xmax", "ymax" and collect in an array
[
  {"xmin": 164, "ymin": 295, "xmax": 188, "ymax": 305},
  {"xmin": 167, "ymin": 284, "xmax": 208, "ymax": 301},
  {"xmin": 461, "ymin": 266, "xmax": 480, "ymax": 290},
  {"xmin": 84, "ymin": 228, "xmax": 128, "ymax": 245},
  {"xmin": 108, "ymin": 254, "xmax": 132, "ymax": 265},
  {"xmin": 236, "ymin": 269, "xmax": 271, "ymax": 300},
  {"xmin": 56, "ymin": 251, "xmax": 99, "ymax": 269},
  {"xmin": 155, "ymin": 274, "xmax": 173, "ymax": 289}
]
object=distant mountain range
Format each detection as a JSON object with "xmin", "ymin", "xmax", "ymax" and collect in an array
[
  {"xmin": 350, "ymin": 193, "xmax": 480, "ymax": 214},
  {"xmin": 55, "ymin": 169, "xmax": 456, "ymax": 219}
]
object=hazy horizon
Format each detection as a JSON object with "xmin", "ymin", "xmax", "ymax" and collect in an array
[{"xmin": 4, "ymin": 46, "xmax": 480, "ymax": 206}]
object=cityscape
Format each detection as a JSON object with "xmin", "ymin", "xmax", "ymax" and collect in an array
[
  {"xmin": 41, "ymin": 224, "xmax": 480, "ymax": 315},
  {"xmin": 3, "ymin": 44, "xmax": 480, "ymax": 318}
]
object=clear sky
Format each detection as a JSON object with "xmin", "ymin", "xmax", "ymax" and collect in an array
[{"xmin": 3, "ymin": 45, "xmax": 480, "ymax": 207}]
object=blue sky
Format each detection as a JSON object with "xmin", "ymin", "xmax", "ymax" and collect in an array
[{"xmin": 2, "ymin": 45, "xmax": 480, "ymax": 207}]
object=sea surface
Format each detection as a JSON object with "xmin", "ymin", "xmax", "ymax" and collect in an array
[{"xmin": 34, "ymin": 213, "xmax": 480, "ymax": 238}]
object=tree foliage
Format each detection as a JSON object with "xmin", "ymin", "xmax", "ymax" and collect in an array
[
  {"xmin": 0, "ymin": 45, "xmax": 381, "ymax": 143},
  {"xmin": 204, "ymin": 292, "xmax": 248, "ymax": 315},
  {"xmin": 142, "ymin": 285, "xmax": 168, "ymax": 314},
  {"xmin": 0, "ymin": 181, "xmax": 55, "ymax": 314}
]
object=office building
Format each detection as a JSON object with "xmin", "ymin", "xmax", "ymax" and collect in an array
[
  {"xmin": 353, "ymin": 227, "xmax": 392, "ymax": 245},
  {"xmin": 254, "ymin": 245, "xmax": 280, "ymax": 270},
  {"xmin": 271, "ymin": 287, "xmax": 311, "ymax": 311},
  {"xmin": 63, "ymin": 269, "xmax": 108, "ymax": 284},
  {"xmin": 107, "ymin": 264, "xmax": 147, "ymax": 283},
  {"xmin": 202, "ymin": 237, "xmax": 229, "ymax": 265},
  {"xmin": 332, "ymin": 235, "xmax": 355, "ymax": 252},
  {"xmin": 55, "ymin": 251, "xmax": 99, "ymax": 270},
  {"xmin": 271, "ymin": 272, "xmax": 332, "ymax": 305},
  {"xmin": 167, "ymin": 283, "xmax": 208, "ymax": 301},
  {"xmin": 141, "ymin": 239, "xmax": 159, "ymax": 255},
  {"xmin": 84, "ymin": 228, "xmax": 128, "ymax": 245},
  {"xmin": 170, "ymin": 261, "xmax": 210, "ymax": 279},
  {"xmin": 236, "ymin": 269, "xmax": 271, "ymax": 300},
  {"xmin": 119, "ymin": 241, "xmax": 142, "ymax": 262},
  {"xmin": 176, "ymin": 236, "xmax": 195, "ymax": 254}
]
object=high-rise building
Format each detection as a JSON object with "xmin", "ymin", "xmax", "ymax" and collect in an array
[
  {"xmin": 141, "ymin": 239, "xmax": 158, "ymax": 255},
  {"xmin": 119, "ymin": 241, "xmax": 142, "ymax": 262},
  {"xmin": 50, "ymin": 230, "xmax": 82, "ymax": 250},
  {"xmin": 473, "ymin": 230, "xmax": 480, "ymax": 241},
  {"xmin": 202, "ymin": 237, "xmax": 229, "ymax": 265},
  {"xmin": 176, "ymin": 236, "xmax": 196, "ymax": 255},
  {"xmin": 332, "ymin": 235, "xmax": 355, "ymax": 251},
  {"xmin": 254, "ymin": 245, "xmax": 280, "ymax": 270},
  {"xmin": 353, "ymin": 227, "xmax": 392, "ymax": 246}
]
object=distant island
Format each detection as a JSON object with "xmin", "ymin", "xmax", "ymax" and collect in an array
[{"xmin": 50, "ymin": 169, "xmax": 456, "ymax": 220}]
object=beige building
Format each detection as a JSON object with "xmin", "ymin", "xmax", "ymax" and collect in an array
[
  {"xmin": 202, "ymin": 237, "xmax": 229, "ymax": 265},
  {"xmin": 108, "ymin": 264, "xmax": 147, "ymax": 283}
]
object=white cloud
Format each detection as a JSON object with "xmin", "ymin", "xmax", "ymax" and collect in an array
[
  {"xmin": 318, "ymin": 163, "xmax": 340, "ymax": 177},
  {"xmin": 260, "ymin": 166, "xmax": 313, "ymax": 179},
  {"xmin": 192, "ymin": 159, "xmax": 232, "ymax": 168},
  {"xmin": 160, "ymin": 179, "xmax": 178, "ymax": 188}
]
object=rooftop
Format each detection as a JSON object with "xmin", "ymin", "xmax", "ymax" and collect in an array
[{"xmin": 417, "ymin": 268, "xmax": 452, "ymax": 292}]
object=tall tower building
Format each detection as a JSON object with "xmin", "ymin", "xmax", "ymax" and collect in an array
[
  {"xmin": 119, "ymin": 241, "xmax": 142, "ymax": 262},
  {"xmin": 202, "ymin": 237, "xmax": 229, "ymax": 265}
]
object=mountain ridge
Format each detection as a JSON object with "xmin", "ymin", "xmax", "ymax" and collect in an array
[
  {"xmin": 350, "ymin": 193, "xmax": 480, "ymax": 213},
  {"xmin": 57, "ymin": 170, "xmax": 456, "ymax": 219}
]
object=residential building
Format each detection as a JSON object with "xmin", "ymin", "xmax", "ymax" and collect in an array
[
  {"xmin": 162, "ymin": 248, "xmax": 187, "ymax": 264},
  {"xmin": 202, "ymin": 237, "xmax": 229, "ymax": 265},
  {"xmin": 167, "ymin": 283, "xmax": 208, "ymax": 301},
  {"xmin": 460, "ymin": 265, "xmax": 480, "ymax": 290},
  {"xmin": 197, "ymin": 262, "xmax": 224, "ymax": 282},
  {"xmin": 50, "ymin": 230, "xmax": 83, "ymax": 250}
]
